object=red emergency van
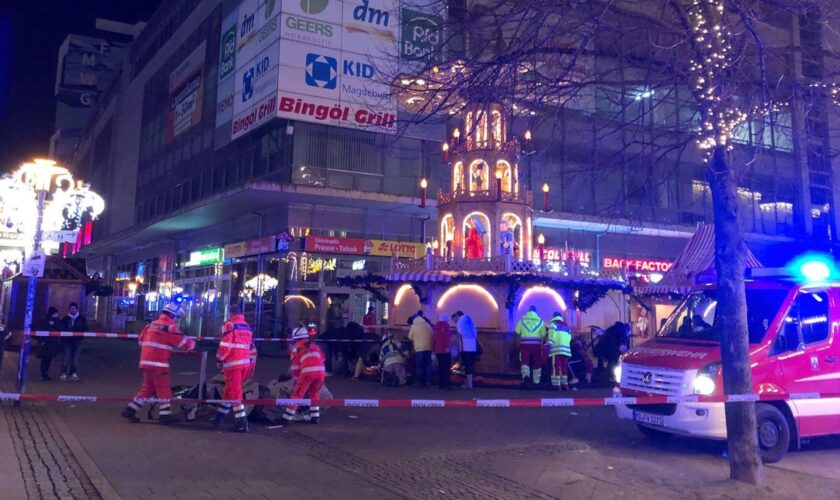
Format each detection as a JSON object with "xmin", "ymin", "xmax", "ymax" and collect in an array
[{"xmin": 614, "ymin": 264, "xmax": 840, "ymax": 462}]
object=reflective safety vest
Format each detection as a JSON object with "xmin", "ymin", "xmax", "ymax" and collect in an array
[
  {"xmin": 547, "ymin": 316, "xmax": 572, "ymax": 357},
  {"xmin": 380, "ymin": 340, "xmax": 407, "ymax": 368},
  {"xmin": 515, "ymin": 311, "xmax": 546, "ymax": 344},
  {"xmin": 138, "ymin": 314, "xmax": 195, "ymax": 371},
  {"xmin": 290, "ymin": 339, "xmax": 326, "ymax": 378},
  {"xmin": 217, "ymin": 314, "xmax": 256, "ymax": 371}
]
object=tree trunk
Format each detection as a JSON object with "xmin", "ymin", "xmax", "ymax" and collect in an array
[{"xmin": 707, "ymin": 147, "xmax": 766, "ymax": 486}]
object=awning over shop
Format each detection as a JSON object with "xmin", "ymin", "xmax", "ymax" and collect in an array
[
  {"xmin": 385, "ymin": 270, "xmax": 454, "ymax": 283},
  {"xmin": 639, "ymin": 224, "xmax": 762, "ymax": 296}
]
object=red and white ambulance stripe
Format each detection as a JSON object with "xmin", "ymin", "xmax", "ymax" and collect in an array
[{"xmin": 3, "ymin": 392, "xmax": 840, "ymax": 408}]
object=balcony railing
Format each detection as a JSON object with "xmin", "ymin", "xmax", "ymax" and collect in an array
[
  {"xmin": 438, "ymin": 188, "xmax": 532, "ymax": 205},
  {"xmin": 392, "ymin": 255, "xmax": 625, "ymax": 281}
]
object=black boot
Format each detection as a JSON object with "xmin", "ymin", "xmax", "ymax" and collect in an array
[
  {"xmin": 213, "ymin": 412, "xmax": 226, "ymax": 430},
  {"xmin": 235, "ymin": 417, "xmax": 249, "ymax": 433},
  {"xmin": 121, "ymin": 407, "xmax": 139, "ymax": 423},
  {"xmin": 159, "ymin": 414, "xmax": 179, "ymax": 425}
]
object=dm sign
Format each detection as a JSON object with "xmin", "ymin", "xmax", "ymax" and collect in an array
[{"xmin": 401, "ymin": 8, "xmax": 443, "ymax": 62}]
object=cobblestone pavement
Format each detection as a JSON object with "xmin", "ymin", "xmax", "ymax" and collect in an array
[
  {"xmin": 4, "ymin": 405, "xmax": 102, "ymax": 499},
  {"xmin": 3, "ymin": 341, "xmax": 840, "ymax": 499}
]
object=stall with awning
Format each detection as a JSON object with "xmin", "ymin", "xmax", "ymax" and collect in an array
[{"xmin": 639, "ymin": 224, "xmax": 762, "ymax": 296}]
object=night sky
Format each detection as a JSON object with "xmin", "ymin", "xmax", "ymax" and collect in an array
[{"xmin": 0, "ymin": 1, "xmax": 161, "ymax": 172}]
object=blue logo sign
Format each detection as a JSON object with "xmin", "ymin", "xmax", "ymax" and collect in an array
[
  {"xmin": 242, "ymin": 69, "xmax": 254, "ymax": 102},
  {"xmin": 242, "ymin": 56, "xmax": 271, "ymax": 103},
  {"xmin": 343, "ymin": 59, "xmax": 374, "ymax": 79},
  {"xmin": 305, "ymin": 53, "xmax": 337, "ymax": 89}
]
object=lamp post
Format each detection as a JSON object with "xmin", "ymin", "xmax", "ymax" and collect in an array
[
  {"xmin": 542, "ymin": 183, "xmax": 550, "ymax": 212},
  {"xmin": 452, "ymin": 128, "xmax": 460, "ymax": 145},
  {"xmin": 0, "ymin": 159, "xmax": 104, "ymax": 395},
  {"xmin": 420, "ymin": 178, "xmax": 428, "ymax": 208},
  {"xmin": 441, "ymin": 142, "xmax": 449, "ymax": 163},
  {"xmin": 537, "ymin": 233, "xmax": 546, "ymax": 266}
]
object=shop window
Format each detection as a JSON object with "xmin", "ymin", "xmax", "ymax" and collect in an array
[{"xmin": 772, "ymin": 291, "xmax": 829, "ymax": 355}]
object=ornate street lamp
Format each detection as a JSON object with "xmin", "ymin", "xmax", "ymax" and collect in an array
[{"xmin": 0, "ymin": 159, "xmax": 105, "ymax": 394}]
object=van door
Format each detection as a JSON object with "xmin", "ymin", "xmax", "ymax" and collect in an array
[{"xmin": 769, "ymin": 289, "xmax": 840, "ymax": 437}]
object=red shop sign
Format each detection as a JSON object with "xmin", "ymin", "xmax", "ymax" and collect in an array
[{"xmin": 602, "ymin": 257, "xmax": 672, "ymax": 273}]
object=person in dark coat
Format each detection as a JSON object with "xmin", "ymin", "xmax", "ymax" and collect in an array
[
  {"xmin": 594, "ymin": 321, "xmax": 629, "ymax": 381},
  {"xmin": 61, "ymin": 302, "xmax": 88, "ymax": 381},
  {"xmin": 37, "ymin": 307, "xmax": 63, "ymax": 381}
]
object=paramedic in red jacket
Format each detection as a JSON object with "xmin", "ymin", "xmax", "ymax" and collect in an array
[
  {"xmin": 121, "ymin": 303, "xmax": 195, "ymax": 424},
  {"xmin": 214, "ymin": 304, "xmax": 256, "ymax": 432},
  {"xmin": 283, "ymin": 323, "xmax": 326, "ymax": 424}
]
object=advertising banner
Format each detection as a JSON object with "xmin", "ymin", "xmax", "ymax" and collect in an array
[
  {"xmin": 275, "ymin": 0, "xmax": 397, "ymax": 134},
  {"xmin": 224, "ymin": 236, "xmax": 277, "ymax": 259},
  {"xmin": 231, "ymin": 0, "xmax": 282, "ymax": 140},
  {"xmin": 167, "ymin": 41, "xmax": 206, "ymax": 142},
  {"xmin": 215, "ymin": 9, "xmax": 239, "ymax": 149},
  {"xmin": 400, "ymin": 7, "xmax": 444, "ymax": 63},
  {"xmin": 304, "ymin": 236, "xmax": 423, "ymax": 258}
]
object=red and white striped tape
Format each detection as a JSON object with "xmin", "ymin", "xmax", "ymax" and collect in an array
[
  {"xmin": 25, "ymin": 331, "xmax": 382, "ymax": 343},
  {"xmin": 1, "ymin": 392, "xmax": 837, "ymax": 407}
]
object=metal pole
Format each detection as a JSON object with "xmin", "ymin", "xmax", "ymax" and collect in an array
[
  {"xmin": 17, "ymin": 189, "xmax": 46, "ymax": 395},
  {"xmin": 254, "ymin": 212, "xmax": 264, "ymax": 336}
]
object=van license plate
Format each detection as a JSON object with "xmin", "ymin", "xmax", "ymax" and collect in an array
[{"xmin": 633, "ymin": 411, "xmax": 664, "ymax": 427}]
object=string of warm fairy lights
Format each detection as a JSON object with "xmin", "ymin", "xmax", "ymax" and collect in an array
[{"xmin": 687, "ymin": 0, "xmax": 746, "ymax": 156}]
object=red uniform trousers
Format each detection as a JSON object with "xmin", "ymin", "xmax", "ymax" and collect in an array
[
  {"xmin": 550, "ymin": 355, "xmax": 570, "ymax": 388},
  {"xmin": 519, "ymin": 344, "xmax": 543, "ymax": 370},
  {"xmin": 285, "ymin": 373, "xmax": 325, "ymax": 420},
  {"xmin": 219, "ymin": 366, "xmax": 249, "ymax": 419},
  {"xmin": 130, "ymin": 369, "xmax": 173, "ymax": 415}
]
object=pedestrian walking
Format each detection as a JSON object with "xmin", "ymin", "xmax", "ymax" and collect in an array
[
  {"xmin": 121, "ymin": 303, "xmax": 195, "ymax": 425},
  {"xmin": 453, "ymin": 311, "xmax": 478, "ymax": 389},
  {"xmin": 432, "ymin": 315, "xmax": 453, "ymax": 389},
  {"xmin": 214, "ymin": 304, "xmax": 256, "ymax": 433},
  {"xmin": 546, "ymin": 312, "xmax": 572, "ymax": 391},
  {"xmin": 408, "ymin": 312, "xmax": 433, "ymax": 387},
  {"xmin": 283, "ymin": 324, "xmax": 326, "ymax": 424},
  {"xmin": 60, "ymin": 302, "xmax": 88, "ymax": 381},
  {"xmin": 37, "ymin": 307, "xmax": 62, "ymax": 381},
  {"xmin": 514, "ymin": 306, "xmax": 547, "ymax": 387}
]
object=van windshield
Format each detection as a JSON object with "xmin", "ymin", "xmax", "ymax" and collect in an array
[{"xmin": 659, "ymin": 289, "xmax": 789, "ymax": 343}]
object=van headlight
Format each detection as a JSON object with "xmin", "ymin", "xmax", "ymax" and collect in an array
[
  {"xmin": 613, "ymin": 362, "xmax": 622, "ymax": 384},
  {"xmin": 692, "ymin": 374, "xmax": 716, "ymax": 395},
  {"xmin": 693, "ymin": 362, "xmax": 721, "ymax": 395}
]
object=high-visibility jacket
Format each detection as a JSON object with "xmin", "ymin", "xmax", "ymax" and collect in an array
[
  {"xmin": 217, "ymin": 314, "xmax": 256, "ymax": 372},
  {"xmin": 546, "ymin": 315, "xmax": 572, "ymax": 357},
  {"xmin": 515, "ymin": 311, "xmax": 546, "ymax": 344},
  {"xmin": 138, "ymin": 314, "xmax": 195, "ymax": 371},
  {"xmin": 380, "ymin": 339, "xmax": 407, "ymax": 368},
  {"xmin": 290, "ymin": 339, "xmax": 326, "ymax": 378}
]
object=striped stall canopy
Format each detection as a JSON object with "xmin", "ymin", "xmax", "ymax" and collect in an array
[
  {"xmin": 639, "ymin": 224, "xmax": 762, "ymax": 296},
  {"xmin": 385, "ymin": 271, "xmax": 454, "ymax": 283}
]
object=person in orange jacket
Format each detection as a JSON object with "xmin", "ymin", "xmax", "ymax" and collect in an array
[
  {"xmin": 283, "ymin": 323, "xmax": 326, "ymax": 424},
  {"xmin": 121, "ymin": 303, "xmax": 195, "ymax": 424},
  {"xmin": 214, "ymin": 304, "xmax": 256, "ymax": 432}
]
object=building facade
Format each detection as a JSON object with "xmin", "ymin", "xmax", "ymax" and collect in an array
[{"xmin": 66, "ymin": 0, "xmax": 839, "ymax": 336}]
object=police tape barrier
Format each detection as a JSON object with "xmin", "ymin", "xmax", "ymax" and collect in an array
[
  {"xmin": 2, "ymin": 392, "xmax": 839, "ymax": 408},
  {"xmin": 25, "ymin": 331, "xmax": 386, "ymax": 343}
]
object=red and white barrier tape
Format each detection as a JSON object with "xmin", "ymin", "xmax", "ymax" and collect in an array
[
  {"xmin": 25, "ymin": 331, "xmax": 382, "ymax": 343},
  {"xmin": 1, "ymin": 392, "xmax": 838, "ymax": 407}
]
